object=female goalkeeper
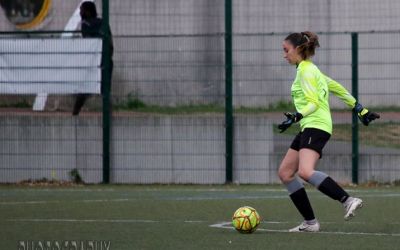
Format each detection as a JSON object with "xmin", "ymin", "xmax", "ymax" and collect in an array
[{"xmin": 278, "ymin": 31, "xmax": 380, "ymax": 232}]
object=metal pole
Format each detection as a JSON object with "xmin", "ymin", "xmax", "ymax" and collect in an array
[
  {"xmin": 225, "ymin": 0, "xmax": 233, "ymax": 183},
  {"xmin": 351, "ymin": 32, "xmax": 359, "ymax": 184},
  {"xmin": 102, "ymin": 0, "xmax": 111, "ymax": 184}
]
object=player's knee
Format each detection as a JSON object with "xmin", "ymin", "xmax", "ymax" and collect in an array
[
  {"xmin": 278, "ymin": 167, "xmax": 295, "ymax": 183},
  {"xmin": 297, "ymin": 169, "xmax": 313, "ymax": 181}
]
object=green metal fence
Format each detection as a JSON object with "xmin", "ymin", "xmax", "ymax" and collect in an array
[{"xmin": 0, "ymin": 0, "xmax": 399, "ymax": 184}]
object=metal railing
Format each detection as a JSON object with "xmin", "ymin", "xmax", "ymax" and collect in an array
[{"xmin": 0, "ymin": 0, "xmax": 399, "ymax": 184}]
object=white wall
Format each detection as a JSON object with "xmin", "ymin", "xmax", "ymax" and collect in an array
[{"xmin": 0, "ymin": 115, "xmax": 273, "ymax": 184}]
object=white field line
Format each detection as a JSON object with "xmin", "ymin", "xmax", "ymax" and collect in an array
[
  {"xmin": 9, "ymin": 219, "xmax": 159, "ymax": 223},
  {"xmin": 210, "ymin": 222, "xmax": 400, "ymax": 237},
  {"xmin": 6, "ymin": 219, "xmax": 400, "ymax": 236},
  {"xmin": 0, "ymin": 198, "xmax": 130, "ymax": 205},
  {"xmin": 0, "ymin": 188, "xmax": 278, "ymax": 193},
  {"xmin": 0, "ymin": 196, "xmax": 291, "ymax": 205},
  {"xmin": 1, "ymin": 192, "xmax": 400, "ymax": 205},
  {"xmin": 1, "ymin": 188, "xmax": 115, "ymax": 192},
  {"xmin": 7, "ymin": 218, "xmax": 205, "ymax": 224},
  {"xmin": 0, "ymin": 196, "xmax": 287, "ymax": 205},
  {"xmin": 2, "ymin": 187, "xmax": 398, "ymax": 194},
  {"xmin": 7, "ymin": 219, "xmax": 400, "ymax": 226}
]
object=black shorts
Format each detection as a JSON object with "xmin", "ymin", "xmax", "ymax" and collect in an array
[{"xmin": 290, "ymin": 128, "xmax": 331, "ymax": 158}]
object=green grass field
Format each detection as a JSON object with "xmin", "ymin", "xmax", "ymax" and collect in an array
[{"xmin": 1, "ymin": 185, "xmax": 399, "ymax": 250}]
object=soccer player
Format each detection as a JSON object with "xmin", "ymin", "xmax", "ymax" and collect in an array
[
  {"xmin": 72, "ymin": 1, "xmax": 113, "ymax": 115},
  {"xmin": 278, "ymin": 31, "xmax": 380, "ymax": 232}
]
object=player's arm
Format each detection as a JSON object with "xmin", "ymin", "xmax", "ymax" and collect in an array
[
  {"xmin": 324, "ymin": 74, "xmax": 380, "ymax": 126},
  {"xmin": 323, "ymin": 74, "xmax": 356, "ymax": 108}
]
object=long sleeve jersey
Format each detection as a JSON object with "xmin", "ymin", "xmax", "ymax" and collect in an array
[{"xmin": 291, "ymin": 60, "xmax": 356, "ymax": 134}]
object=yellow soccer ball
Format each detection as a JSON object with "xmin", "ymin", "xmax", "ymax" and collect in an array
[{"xmin": 232, "ymin": 206, "xmax": 261, "ymax": 233}]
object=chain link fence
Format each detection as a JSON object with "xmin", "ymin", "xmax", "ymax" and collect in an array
[{"xmin": 0, "ymin": 0, "xmax": 399, "ymax": 184}]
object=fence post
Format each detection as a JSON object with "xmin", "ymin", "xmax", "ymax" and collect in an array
[
  {"xmin": 351, "ymin": 32, "xmax": 359, "ymax": 184},
  {"xmin": 225, "ymin": 0, "xmax": 233, "ymax": 183},
  {"xmin": 102, "ymin": 0, "xmax": 111, "ymax": 184}
]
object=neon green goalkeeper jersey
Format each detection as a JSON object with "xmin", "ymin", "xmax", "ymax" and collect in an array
[{"xmin": 292, "ymin": 60, "xmax": 356, "ymax": 134}]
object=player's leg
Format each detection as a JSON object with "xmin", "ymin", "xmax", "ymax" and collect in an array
[
  {"xmin": 297, "ymin": 128, "xmax": 363, "ymax": 220},
  {"xmin": 304, "ymin": 158, "xmax": 363, "ymax": 220},
  {"xmin": 285, "ymin": 128, "xmax": 331, "ymax": 232},
  {"xmin": 72, "ymin": 94, "xmax": 90, "ymax": 116},
  {"xmin": 281, "ymin": 148, "xmax": 320, "ymax": 232},
  {"xmin": 278, "ymin": 146, "xmax": 319, "ymax": 232}
]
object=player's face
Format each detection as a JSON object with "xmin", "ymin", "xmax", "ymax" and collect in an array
[{"xmin": 282, "ymin": 40, "xmax": 302, "ymax": 65}]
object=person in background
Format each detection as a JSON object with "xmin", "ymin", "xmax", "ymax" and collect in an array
[{"xmin": 73, "ymin": 1, "xmax": 113, "ymax": 115}]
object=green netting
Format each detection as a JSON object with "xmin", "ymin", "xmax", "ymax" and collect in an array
[{"xmin": 0, "ymin": 1, "xmax": 399, "ymax": 184}]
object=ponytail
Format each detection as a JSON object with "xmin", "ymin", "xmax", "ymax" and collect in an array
[{"xmin": 284, "ymin": 31, "xmax": 320, "ymax": 60}]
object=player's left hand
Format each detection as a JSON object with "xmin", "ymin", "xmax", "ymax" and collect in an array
[
  {"xmin": 354, "ymin": 103, "xmax": 380, "ymax": 126},
  {"xmin": 278, "ymin": 112, "xmax": 303, "ymax": 133}
]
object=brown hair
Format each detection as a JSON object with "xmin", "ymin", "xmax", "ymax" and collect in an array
[{"xmin": 284, "ymin": 31, "xmax": 320, "ymax": 60}]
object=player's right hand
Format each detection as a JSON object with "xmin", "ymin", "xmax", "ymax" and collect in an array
[{"xmin": 278, "ymin": 112, "xmax": 303, "ymax": 133}]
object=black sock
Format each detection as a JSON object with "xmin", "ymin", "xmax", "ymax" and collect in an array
[
  {"xmin": 289, "ymin": 188, "xmax": 315, "ymax": 221},
  {"xmin": 318, "ymin": 177, "xmax": 349, "ymax": 203}
]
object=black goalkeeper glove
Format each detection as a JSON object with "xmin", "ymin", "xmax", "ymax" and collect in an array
[
  {"xmin": 353, "ymin": 103, "xmax": 380, "ymax": 126},
  {"xmin": 278, "ymin": 112, "xmax": 303, "ymax": 133}
]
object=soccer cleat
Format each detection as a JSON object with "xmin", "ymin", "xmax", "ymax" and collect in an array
[
  {"xmin": 344, "ymin": 197, "xmax": 363, "ymax": 221},
  {"xmin": 289, "ymin": 221, "xmax": 320, "ymax": 232}
]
